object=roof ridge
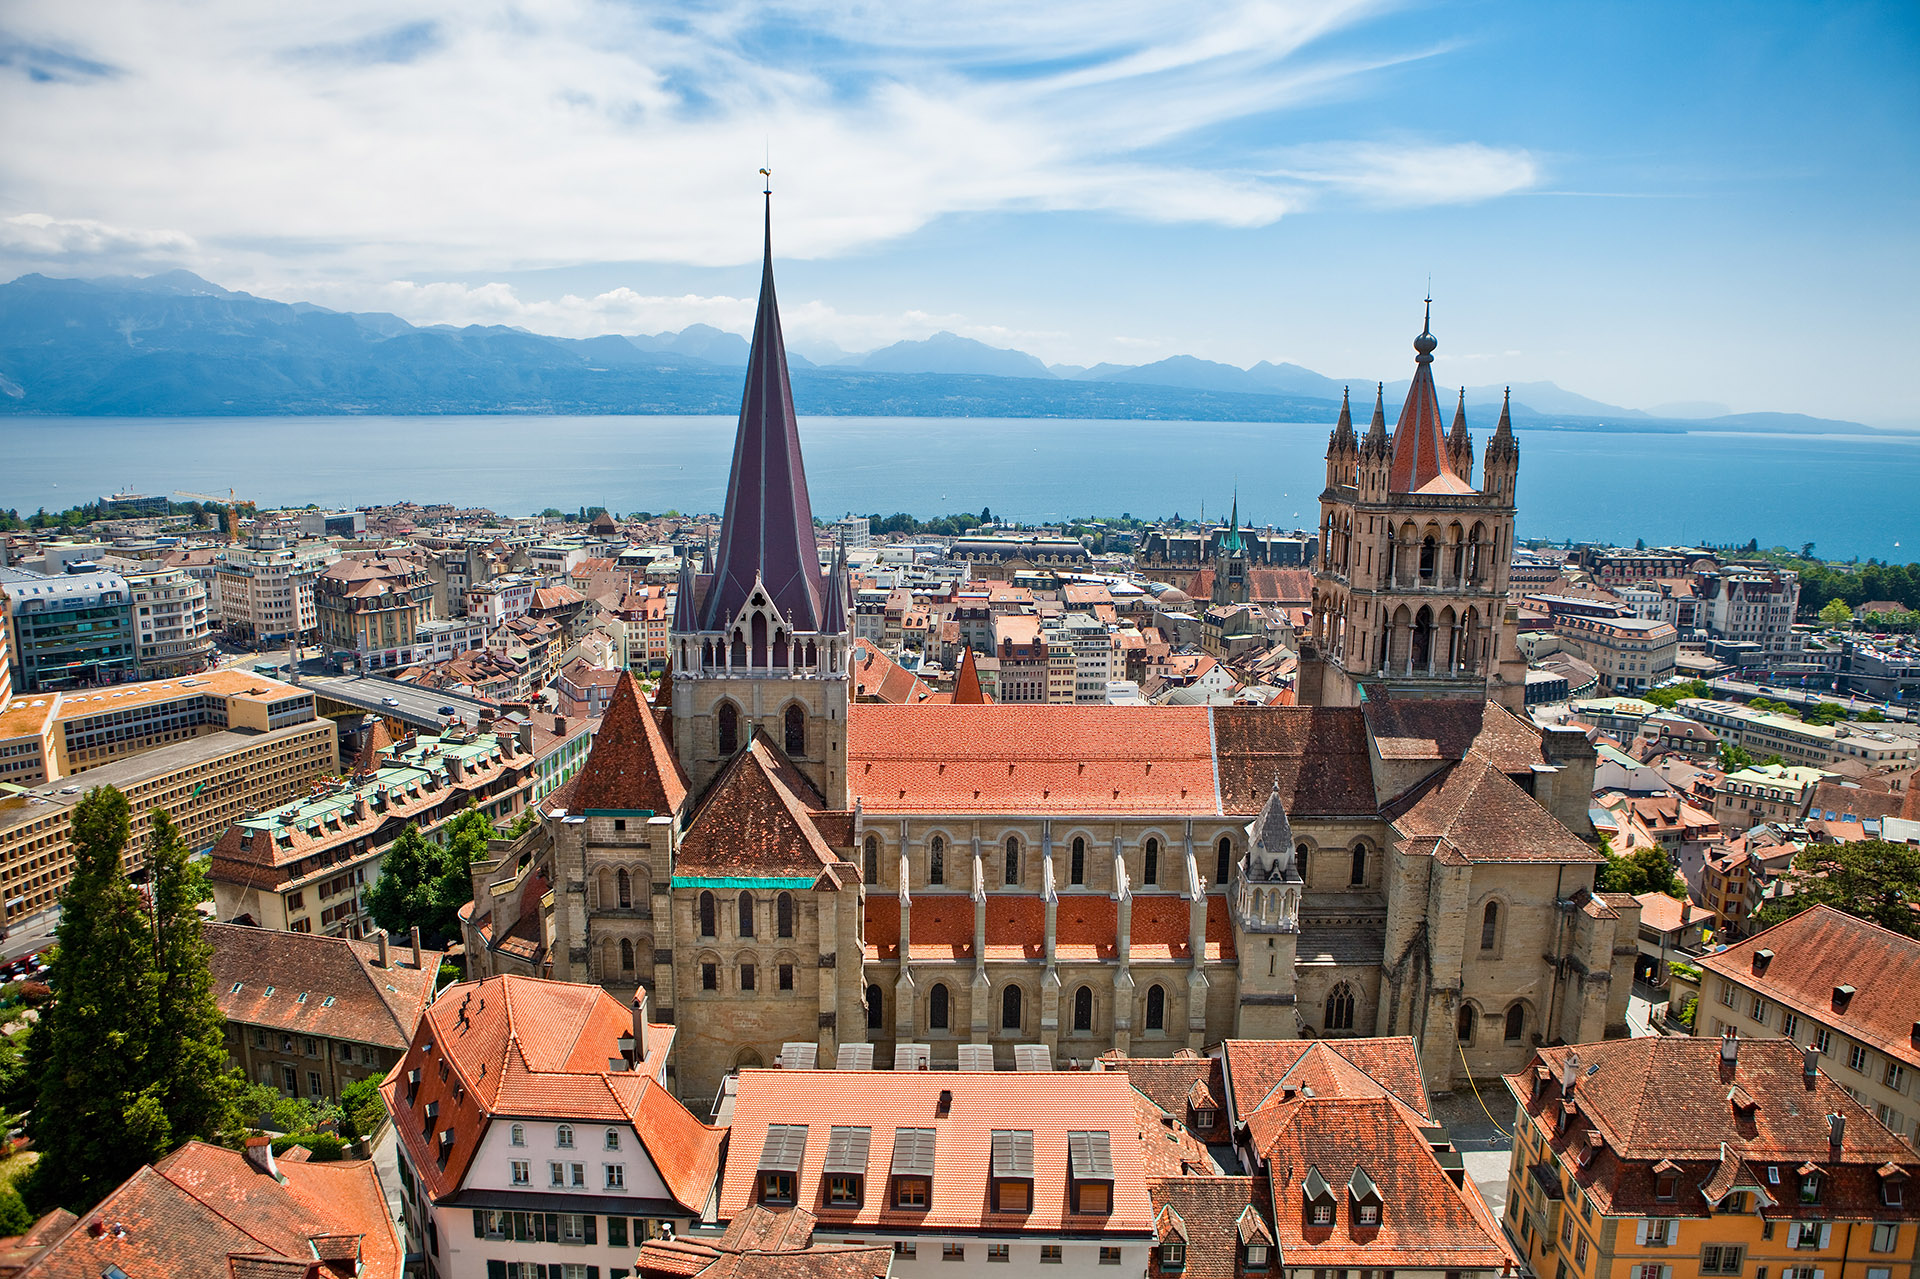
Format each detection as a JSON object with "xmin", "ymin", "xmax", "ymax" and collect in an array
[{"xmin": 151, "ymin": 1147, "xmax": 317, "ymax": 1259}]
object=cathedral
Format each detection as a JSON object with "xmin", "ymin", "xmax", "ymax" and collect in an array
[{"xmin": 462, "ymin": 197, "xmax": 1640, "ymax": 1107}]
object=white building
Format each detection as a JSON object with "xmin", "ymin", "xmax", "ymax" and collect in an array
[
  {"xmin": 466, "ymin": 574, "xmax": 537, "ymax": 626},
  {"xmin": 108, "ymin": 558, "xmax": 215, "ymax": 676},
  {"xmin": 382, "ymin": 976, "xmax": 722, "ymax": 1279},
  {"xmin": 215, "ymin": 535, "xmax": 336, "ymax": 646}
]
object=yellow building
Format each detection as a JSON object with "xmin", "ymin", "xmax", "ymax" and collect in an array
[{"xmin": 1506, "ymin": 1036, "xmax": 1920, "ymax": 1279}]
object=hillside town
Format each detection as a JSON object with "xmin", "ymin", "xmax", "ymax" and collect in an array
[{"xmin": 0, "ymin": 215, "xmax": 1917, "ymax": 1279}]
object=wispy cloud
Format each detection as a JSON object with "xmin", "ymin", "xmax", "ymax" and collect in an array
[
  {"xmin": 0, "ymin": 213, "xmax": 195, "ymax": 257},
  {"xmin": 0, "ymin": 0, "xmax": 1538, "ymax": 287}
]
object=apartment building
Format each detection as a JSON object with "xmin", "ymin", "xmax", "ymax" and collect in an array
[
  {"xmin": 109, "ymin": 558, "xmax": 214, "ymax": 676},
  {"xmin": 0, "ymin": 717, "xmax": 339, "ymax": 927},
  {"xmin": 1678, "ymin": 698, "xmax": 1917, "ymax": 770},
  {"xmin": 1701, "ymin": 566, "xmax": 1802, "ymax": 654},
  {"xmin": 211, "ymin": 921, "xmax": 439, "ymax": 1102},
  {"xmin": 1697, "ymin": 830, "xmax": 1802, "ymax": 935},
  {"xmin": 991, "ymin": 613, "xmax": 1048, "ymax": 703},
  {"xmin": 1506, "ymin": 1036, "xmax": 1920, "ymax": 1279},
  {"xmin": 1552, "ymin": 613, "xmax": 1678, "ymax": 695},
  {"xmin": 382, "ymin": 977, "xmax": 721, "ymax": 1279},
  {"xmin": 315, "ymin": 553, "xmax": 434, "ymax": 670},
  {"xmin": 209, "ymin": 725, "xmax": 537, "ymax": 938},
  {"xmin": 1713, "ymin": 763, "xmax": 1828, "ymax": 830},
  {"xmin": 0, "ymin": 565, "xmax": 136, "ymax": 691},
  {"xmin": 1698, "ymin": 905, "xmax": 1920, "ymax": 1144},
  {"xmin": 216, "ymin": 534, "xmax": 336, "ymax": 645}
]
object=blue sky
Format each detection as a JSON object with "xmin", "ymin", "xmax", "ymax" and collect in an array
[{"xmin": 2, "ymin": 0, "xmax": 1915, "ymax": 424}]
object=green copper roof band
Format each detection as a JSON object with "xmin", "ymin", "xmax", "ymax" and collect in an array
[
  {"xmin": 671, "ymin": 875, "xmax": 816, "ymax": 889},
  {"xmin": 583, "ymin": 809, "xmax": 656, "ymax": 818}
]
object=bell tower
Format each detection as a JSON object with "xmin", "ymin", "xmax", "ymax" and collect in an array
[
  {"xmin": 669, "ymin": 188, "xmax": 851, "ymax": 804},
  {"xmin": 1305, "ymin": 303, "xmax": 1523, "ymax": 710}
]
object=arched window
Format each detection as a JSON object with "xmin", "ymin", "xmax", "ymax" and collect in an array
[
  {"xmin": 1002, "ymin": 985, "xmax": 1023, "ymax": 1030},
  {"xmin": 698, "ymin": 891, "xmax": 716, "ymax": 938},
  {"xmin": 619, "ymin": 938, "xmax": 634, "ymax": 971},
  {"xmin": 556, "ymin": 1124, "xmax": 574, "ymax": 1148},
  {"xmin": 1504, "ymin": 1004, "xmax": 1525, "ymax": 1043},
  {"xmin": 929, "ymin": 836, "xmax": 945, "ymax": 886},
  {"xmin": 1070, "ymin": 837, "xmax": 1086, "ymax": 886},
  {"xmin": 511, "ymin": 1123, "xmax": 525, "ymax": 1146},
  {"xmin": 784, "ymin": 703, "xmax": 805, "ymax": 756},
  {"xmin": 717, "ymin": 702, "xmax": 739, "ymax": 754},
  {"xmin": 738, "ymin": 891, "xmax": 755, "ymax": 937},
  {"xmin": 1296, "ymin": 843, "xmax": 1310, "ymax": 884},
  {"xmin": 1216, "ymin": 837, "xmax": 1232, "ymax": 887},
  {"xmin": 863, "ymin": 835, "xmax": 879, "ymax": 885},
  {"xmin": 930, "ymin": 983, "xmax": 950, "ymax": 1030},
  {"xmin": 866, "ymin": 984, "xmax": 884, "ymax": 1031},
  {"xmin": 605, "ymin": 1128, "xmax": 621, "ymax": 1151},
  {"xmin": 1324, "ymin": 982, "xmax": 1356, "ymax": 1032},
  {"xmin": 1480, "ymin": 902, "xmax": 1499, "ymax": 951},
  {"xmin": 1146, "ymin": 984, "xmax": 1165, "ymax": 1031},
  {"xmin": 1349, "ymin": 844, "xmax": 1366, "ymax": 886},
  {"xmin": 1457, "ymin": 1004, "xmax": 1476, "ymax": 1044},
  {"xmin": 1419, "ymin": 534, "xmax": 1436, "ymax": 582},
  {"xmin": 1004, "ymin": 836, "xmax": 1020, "ymax": 886},
  {"xmin": 1073, "ymin": 986, "xmax": 1093, "ymax": 1032},
  {"xmin": 617, "ymin": 867, "xmax": 632, "ymax": 909},
  {"xmin": 776, "ymin": 892, "xmax": 794, "ymax": 939}
]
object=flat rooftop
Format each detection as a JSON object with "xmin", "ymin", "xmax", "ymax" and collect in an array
[{"xmin": 48, "ymin": 669, "xmax": 309, "ymax": 723}]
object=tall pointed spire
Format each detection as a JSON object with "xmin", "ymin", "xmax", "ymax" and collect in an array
[
  {"xmin": 1494, "ymin": 386, "xmax": 1514, "ymax": 439},
  {"xmin": 1386, "ymin": 301, "xmax": 1469, "ymax": 494},
  {"xmin": 1363, "ymin": 382, "xmax": 1389, "ymax": 448},
  {"xmin": 820, "ymin": 533, "xmax": 850, "ymax": 635},
  {"xmin": 952, "ymin": 643, "xmax": 988, "ymax": 704},
  {"xmin": 1448, "ymin": 386, "xmax": 1473, "ymax": 477},
  {"xmin": 1333, "ymin": 386, "xmax": 1355, "ymax": 447},
  {"xmin": 699, "ymin": 187, "xmax": 824, "ymax": 632},
  {"xmin": 1222, "ymin": 489, "xmax": 1245, "ymax": 553},
  {"xmin": 671, "ymin": 552, "xmax": 698, "ymax": 633}
]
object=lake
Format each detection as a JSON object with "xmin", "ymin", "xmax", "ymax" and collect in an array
[{"xmin": 0, "ymin": 415, "xmax": 1914, "ymax": 560}]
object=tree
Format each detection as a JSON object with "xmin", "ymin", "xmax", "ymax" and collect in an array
[
  {"xmin": 23, "ymin": 788, "xmax": 168, "ymax": 1212},
  {"xmin": 339, "ymin": 1075, "xmax": 386, "ymax": 1142},
  {"xmin": 364, "ymin": 807, "xmax": 491, "ymax": 946},
  {"xmin": 1819, "ymin": 598, "xmax": 1853, "ymax": 628},
  {"xmin": 1751, "ymin": 839, "xmax": 1920, "ymax": 938},
  {"xmin": 1718, "ymin": 741, "xmax": 1756, "ymax": 773},
  {"xmin": 146, "ymin": 810, "xmax": 244, "ymax": 1148},
  {"xmin": 0, "ymin": 1186, "xmax": 32, "ymax": 1236},
  {"xmin": 1596, "ymin": 835, "xmax": 1686, "ymax": 898}
]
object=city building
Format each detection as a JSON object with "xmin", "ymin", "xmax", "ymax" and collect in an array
[
  {"xmin": 1629, "ymin": 890, "xmax": 1711, "ymax": 987},
  {"xmin": 0, "ymin": 1139, "xmax": 401, "ymax": 1278},
  {"xmin": 1550, "ymin": 614, "xmax": 1678, "ymax": 694},
  {"xmin": 1696, "ymin": 904, "xmax": 1920, "ymax": 1144},
  {"xmin": 315, "ymin": 553, "xmax": 434, "ymax": 670},
  {"xmin": 0, "ymin": 565, "xmax": 136, "ymax": 691},
  {"xmin": 1299, "ymin": 313, "xmax": 1530, "ymax": 711},
  {"xmin": 1700, "ymin": 566, "xmax": 1803, "ymax": 654},
  {"xmin": 32, "ymin": 668, "xmax": 318, "ymax": 779},
  {"xmin": 0, "ymin": 717, "xmax": 339, "ymax": 929},
  {"xmin": 485, "ymin": 206, "xmax": 1636, "ymax": 1111},
  {"xmin": 210, "ymin": 920, "xmax": 440, "ymax": 1102},
  {"xmin": 1504, "ymin": 1037, "xmax": 1920, "ymax": 1279},
  {"xmin": 1678, "ymin": 698, "xmax": 1916, "ymax": 770},
  {"xmin": 215, "ymin": 534, "xmax": 336, "ymax": 645},
  {"xmin": 108, "ymin": 558, "xmax": 215, "ymax": 676},
  {"xmin": 380, "ymin": 975, "xmax": 722, "ymax": 1279},
  {"xmin": 719, "ymin": 1067, "xmax": 1155, "ymax": 1272},
  {"xmin": 1713, "ymin": 763, "xmax": 1829, "ymax": 831},
  {"xmin": 1697, "ymin": 830, "xmax": 1802, "ymax": 935},
  {"xmin": 209, "ymin": 725, "xmax": 536, "ymax": 938},
  {"xmin": 832, "ymin": 515, "xmax": 872, "ymax": 549}
]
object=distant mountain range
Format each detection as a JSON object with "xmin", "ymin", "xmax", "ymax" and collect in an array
[{"xmin": 0, "ymin": 270, "xmax": 1880, "ymax": 434}]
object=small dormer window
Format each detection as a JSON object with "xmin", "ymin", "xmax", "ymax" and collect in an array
[
  {"xmin": 991, "ymin": 1130, "xmax": 1035, "ymax": 1213},
  {"xmin": 1246, "ymin": 1243, "xmax": 1270, "ymax": 1268},
  {"xmin": 1160, "ymin": 1241, "xmax": 1186, "ymax": 1271},
  {"xmin": 823, "ymin": 1126, "xmax": 870, "ymax": 1210},
  {"xmin": 1359, "ymin": 1203, "xmax": 1379, "ymax": 1225},
  {"xmin": 1313, "ymin": 1203, "xmax": 1334, "ymax": 1226},
  {"xmin": 1068, "ymin": 1131, "xmax": 1114, "ymax": 1215},
  {"xmin": 1801, "ymin": 1171, "xmax": 1821, "ymax": 1204},
  {"xmin": 1191, "ymin": 1107, "xmax": 1218, "ymax": 1128},
  {"xmin": 760, "ymin": 1124, "xmax": 809, "ymax": 1207}
]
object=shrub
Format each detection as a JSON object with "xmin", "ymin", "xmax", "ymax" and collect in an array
[
  {"xmin": 0, "ymin": 1184, "xmax": 32, "ymax": 1236},
  {"xmin": 339, "ymin": 1076, "xmax": 386, "ymax": 1143},
  {"xmin": 14, "ymin": 984, "xmax": 50, "ymax": 1007},
  {"xmin": 1679, "ymin": 996, "xmax": 1698, "ymax": 1029},
  {"xmin": 269, "ymin": 1132, "xmax": 345, "ymax": 1161}
]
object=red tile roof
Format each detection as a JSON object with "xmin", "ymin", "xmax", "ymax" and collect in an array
[
  {"xmin": 676, "ymin": 738, "xmax": 842, "ymax": 881},
  {"xmin": 8, "ymin": 1140, "xmax": 401, "ymax": 1279},
  {"xmin": 1222, "ymin": 1038, "xmax": 1430, "ymax": 1121},
  {"xmin": 209, "ymin": 922, "xmax": 439, "ymax": 1052},
  {"xmin": 1386, "ymin": 756, "xmax": 1604, "ymax": 864},
  {"xmin": 570, "ymin": 671, "xmax": 688, "ymax": 816},
  {"xmin": 850, "ymin": 643, "xmax": 933, "ymax": 704},
  {"xmin": 637, "ymin": 1206, "xmax": 893, "ymax": 1279},
  {"xmin": 1698, "ymin": 904, "xmax": 1920, "ymax": 1069},
  {"xmin": 1362, "ymin": 698, "xmax": 1543, "ymax": 772},
  {"xmin": 1144, "ymin": 1177, "xmax": 1270, "ymax": 1278},
  {"xmin": 1212, "ymin": 706, "xmax": 1377, "ymax": 817}
]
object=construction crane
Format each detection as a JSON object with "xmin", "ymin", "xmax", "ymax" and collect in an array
[{"xmin": 171, "ymin": 489, "xmax": 252, "ymax": 544}]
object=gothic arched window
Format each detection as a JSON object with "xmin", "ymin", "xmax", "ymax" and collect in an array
[
  {"xmin": 1002, "ymin": 985, "xmax": 1022, "ymax": 1030},
  {"xmin": 1349, "ymin": 844, "xmax": 1367, "ymax": 886},
  {"xmin": 1073, "ymin": 986, "xmax": 1093, "ymax": 1032},
  {"xmin": 863, "ymin": 835, "xmax": 879, "ymax": 885},
  {"xmin": 717, "ymin": 702, "xmax": 739, "ymax": 754},
  {"xmin": 620, "ymin": 938, "xmax": 634, "ymax": 972},
  {"xmin": 867, "ymin": 984, "xmax": 884, "ymax": 1031},
  {"xmin": 1325, "ymin": 982, "xmax": 1356, "ymax": 1032},
  {"xmin": 738, "ymin": 891, "xmax": 755, "ymax": 938},
  {"xmin": 617, "ymin": 867, "xmax": 632, "ymax": 909},
  {"xmin": 1146, "ymin": 984, "xmax": 1166, "ymax": 1031},
  {"xmin": 1070, "ymin": 837, "xmax": 1086, "ymax": 886},
  {"xmin": 1216, "ymin": 837, "xmax": 1232, "ymax": 887},
  {"xmin": 784, "ymin": 703, "xmax": 805, "ymax": 757},
  {"xmin": 930, "ymin": 983, "xmax": 950, "ymax": 1030},
  {"xmin": 1004, "ymin": 836, "xmax": 1019, "ymax": 886},
  {"xmin": 1296, "ymin": 843, "xmax": 1310, "ymax": 884},
  {"xmin": 698, "ymin": 891, "xmax": 716, "ymax": 938},
  {"xmin": 1457, "ymin": 1004, "xmax": 1477, "ymax": 1044},
  {"xmin": 1143, "ymin": 838, "xmax": 1159, "ymax": 886},
  {"xmin": 1505, "ymin": 1004, "xmax": 1525, "ymax": 1043},
  {"xmin": 1481, "ymin": 901, "xmax": 1500, "ymax": 951},
  {"xmin": 929, "ymin": 836, "xmax": 945, "ymax": 886},
  {"xmin": 777, "ymin": 892, "xmax": 794, "ymax": 939}
]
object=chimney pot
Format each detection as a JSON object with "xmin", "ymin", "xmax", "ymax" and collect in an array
[
  {"xmin": 1804, "ymin": 1043, "xmax": 1819, "ymax": 1079},
  {"xmin": 410, "ymin": 925, "xmax": 422, "ymax": 969},
  {"xmin": 1721, "ymin": 1027, "xmax": 1739, "ymax": 1064},
  {"xmin": 632, "ymin": 990, "xmax": 651, "ymax": 1064},
  {"xmin": 1560, "ymin": 1051, "xmax": 1580, "ymax": 1091},
  {"xmin": 1829, "ymin": 1112, "xmax": 1846, "ymax": 1148},
  {"xmin": 376, "ymin": 930, "xmax": 390, "ymax": 968}
]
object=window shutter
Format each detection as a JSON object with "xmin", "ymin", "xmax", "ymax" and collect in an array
[
  {"xmin": 1637, "ymin": 1220, "xmax": 1650, "ymax": 1245},
  {"xmin": 487, "ymin": 1263, "xmax": 508, "ymax": 1279},
  {"xmin": 1661, "ymin": 1268, "xmax": 1673, "ymax": 1279},
  {"xmin": 1819, "ymin": 1225, "xmax": 1831, "ymax": 1249},
  {"xmin": 588, "ymin": 1270, "xmax": 601, "ymax": 1279},
  {"xmin": 545, "ymin": 1212, "xmax": 560, "ymax": 1242},
  {"xmin": 474, "ymin": 1209, "xmax": 485, "ymax": 1238},
  {"xmin": 1788, "ymin": 1225, "xmax": 1802, "ymax": 1248},
  {"xmin": 586, "ymin": 1215, "xmax": 598, "ymax": 1244}
]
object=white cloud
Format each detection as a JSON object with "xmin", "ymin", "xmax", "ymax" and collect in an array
[{"xmin": 0, "ymin": 212, "xmax": 196, "ymax": 258}]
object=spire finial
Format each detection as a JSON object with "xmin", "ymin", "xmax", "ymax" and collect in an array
[{"xmin": 1413, "ymin": 293, "xmax": 1437, "ymax": 362}]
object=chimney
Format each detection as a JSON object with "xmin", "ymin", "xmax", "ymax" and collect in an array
[
  {"xmin": 375, "ymin": 929, "xmax": 390, "ymax": 968},
  {"xmin": 1804, "ymin": 1043, "xmax": 1819, "ymax": 1082},
  {"xmin": 632, "ymin": 990, "xmax": 651, "ymax": 1065},
  {"xmin": 1828, "ymin": 1112, "xmax": 1846, "ymax": 1150},
  {"xmin": 245, "ymin": 1135, "xmax": 279, "ymax": 1179},
  {"xmin": 1834, "ymin": 984, "xmax": 1856, "ymax": 1012},
  {"xmin": 1721, "ymin": 1027, "xmax": 1739, "ymax": 1066},
  {"xmin": 554, "ymin": 714, "xmax": 566, "ymax": 736},
  {"xmin": 410, "ymin": 926, "xmax": 423, "ymax": 969},
  {"xmin": 1559, "ymin": 1051, "xmax": 1580, "ymax": 1092}
]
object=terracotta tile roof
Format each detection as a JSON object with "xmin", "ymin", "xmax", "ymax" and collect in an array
[
  {"xmin": 1222, "ymin": 1038, "xmax": 1430, "ymax": 1122},
  {"xmin": 1632, "ymin": 891, "xmax": 1710, "ymax": 935},
  {"xmin": 850, "ymin": 642, "xmax": 933, "ymax": 704},
  {"xmin": 1506, "ymin": 1038, "xmax": 1920, "ymax": 1221},
  {"xmin": 676, "ymin": 738, "xmax": 842, "ymax": 881},
  {"xmin": 1246, "ymin": 566, "xmax": 1314, "ymax": 606},
  {"xmin": 1361, "ymin": 698, "xmax": 1543, "ymax": 772},
  {"xmin": 209, "ymin": 922, "xmax": 439, "ymax": 1052},
  {"xmin": 9, "ymin": 1140, "xmax": 401, "ymax": 1279},
  {"xmin": 1133, "ymin": 1089, "xmax": 1223, "ymax": 1178},
  {"xmin": 1386, "ymin": 756, "xmax": 1605, "ymax": 864},
  {"xmin": 906, "ymin": 897, "xmax": 973, "ymax": 961},
  {"xmin": 848, "ymin": 705, "xmax": 1219, "ymax": 815},
  {"xmin": 863, "ymin": 896, "xmax": 899, "ymax": 962},
  {"xmin": 1144, "ymin": 1178, "xmax": 1269, "ymax": 1279},
  {"xmin": 718, "ymin": 1069, "xmax": 1155, "ymax": 1237},
  {"xmin": 1127, "ymin": 897, "xmax": 1196, "ymax": 961},
  {"xmin": 982, "ymin": 895, "xmax": 1046, "ymax": 960},
  {"xmin": 569, "ymin": 671, "xmax": 688, "ymax": 816},
  {"xmin": 1699, "ymin": 904, "xmax": 1920, "ymax": 1069},
  {"xmin": 950, "ymin": 644, "xmax": 989, "ymax": 705},
  {"xmin": 1212, "ymin": 706, "xmax": 1377, "ymax": 817},
  {"xmin": 637, "ymin": 1206, "xmax": 892, "ymax": 1279},
  {"xmin": 380, "ymin": 974, "xmax": 720, "ymax": 1213},
  {"xmin": 1104, "ymin": 1055, "xmax": 1233, "ymax": 1147}
]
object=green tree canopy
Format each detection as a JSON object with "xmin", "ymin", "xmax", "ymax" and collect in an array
[
  {"xmin": 1596, "ymin": 835, "xmax": 1687, "ymax": 898},
  {"xmin": 146, "ymin": 810, "xmax": 243, "ymax": 1147},
  {"xmin": 1718, "ymin": 742, "xmax": 1757, "ymax": 773},
  {"xmin": 1752, "ymin": 839, "xmax": 1920, "ymax": 938},
  {"xmin": 364, "ymin": 807, "xmax": 491, "ymax": 947},
  {"xmin": 1818, "ymin": 598, "xmax": 1854, "ymax": 627}
]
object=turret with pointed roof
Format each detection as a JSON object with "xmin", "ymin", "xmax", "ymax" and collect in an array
[
  {"xmin": 1388, "ymin": 302, "xmax": 1472, "ymax": 495},
  {"xmin": 951, "ymin": 643, "xmax": 989, "ymax": 705},
  {"xmin": 1447, "ymin": 387, "xmax": 1474, "ymax": 483}
]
